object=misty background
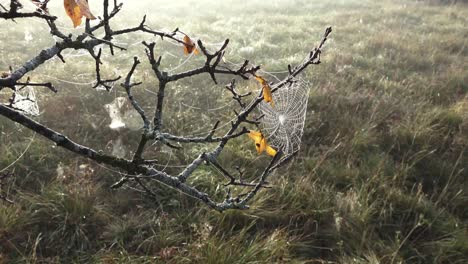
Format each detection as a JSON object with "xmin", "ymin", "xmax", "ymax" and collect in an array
[{"xmin": 0, "ymin": 0, "xmax": 466, "ymax": 263}]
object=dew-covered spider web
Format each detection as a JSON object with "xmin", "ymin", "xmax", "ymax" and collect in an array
[
  {"xmin": 257, "ymin": 79, "xmax": 310, "ymax": 156},
  {"xmin": 11, "ymin": 87, "xmax": 40, "ymax": 116}
]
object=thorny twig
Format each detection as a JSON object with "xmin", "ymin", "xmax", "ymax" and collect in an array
[
  {"xmin": 0, "ymin": 0, "xmax": 56, "ymax": 20},
  {"xmin": 91, "ymin": 48, "xmax": 122, "ymax": 91},
  {"xmin": 0, "ymin": 0, "xmax": 332, "ymax": 211}
]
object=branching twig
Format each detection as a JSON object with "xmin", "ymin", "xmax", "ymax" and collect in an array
[
  {"xmin": 0, "ymin": 2, "xmax": 332, "ymax": 211},
  {"xmin": 274, "ymin": 27, "xmax": 332, "ymax": 90},
  {"xmin": 91, "ymin": 48, "xmax": 122, "ymax": 91},
  {"xmin": 120, "ymin": 57, "xmax": 151, "ymax": 162},
  {"xmin": 0, "ymin": 0, "xmax": 56, "ymax": 21},
  {"xmin": 16, "ymin": 77, "xmax": 57, "ymax": 93},
  {"xmin": 226, "ymin": 79, "xmax": 252, "ymax": 108}
]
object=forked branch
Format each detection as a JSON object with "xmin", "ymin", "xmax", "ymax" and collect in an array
[{"xmin": 0, "ymin": 0, "xmax": 332, "ymax": 211}]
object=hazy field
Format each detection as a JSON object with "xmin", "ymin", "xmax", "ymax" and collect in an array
[{"xmin": 0, "ymin": 0, "xmax": 467, "ymax": 263}]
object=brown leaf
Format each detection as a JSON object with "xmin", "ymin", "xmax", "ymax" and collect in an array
[
  {"xmin": 183, "ymin": 35, "xmax": 199, "ymax": 55},
  {"xmin": 64, "ymin": 0, "xmax": 96, "ymax": 28},
  {"xmin": 75, "ymin": 0, "xmax": 96, "ymax": 20}
]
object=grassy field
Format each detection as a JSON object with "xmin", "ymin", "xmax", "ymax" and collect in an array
[{"xmin": 0, "ymin": 0, "xmax": 467, "ymax": 263}]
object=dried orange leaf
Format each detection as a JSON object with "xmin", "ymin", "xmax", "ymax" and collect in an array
[
  {"xmin": 263, "ymin": 85, "xmax": 273, "ymax": 103},
  {"xmin": 183, "ymin": 35, "xmax": 199, "ymax": 55},
  {"xmin": 64, "ymin": 0, "xmax": 96, "ymax": 28},
  {"xmin": 75, "ymin": 0, "xmax": 96, "ymax": 20},
  {"xmin": 255, "ymin": 76, "xmax": 273, "ymax": 105},
  {"xmin": 64, "ymin": 0, "xmax": 82, "ymax": 28}
]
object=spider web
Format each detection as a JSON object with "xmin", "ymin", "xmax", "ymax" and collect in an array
[
  {"xmin": 257, "ymin": 79, "xmax": 310, "ymax": 156},
  {"xmin": 11, "ymin": 87, "xmax": 40, "ymax": 116}
]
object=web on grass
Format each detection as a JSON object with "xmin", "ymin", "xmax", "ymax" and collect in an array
[{"xmin": 257, "ymin": 79, "xmax": 310, "ymax": 156}]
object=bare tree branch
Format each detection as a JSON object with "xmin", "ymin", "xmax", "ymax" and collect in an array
[
  {"xmin": 0, "ymin": 104, "xmax": 136, "ymax": 171},
  {"xmin": 0, "ymin": 0, "xmax": 56, "ymax": 20},
  {"xmin": 120, "ymin": 57, "xmax": 151, "ymax": 163},
  {"xmin": 0, "ymin": 1, "xmax": 332, "ymax": 211},
  {"xmin": 274, "ymin": 27, "xmax": 333, "ymax": 90},
  {"xmin": 91, "ymin": 48, "xmax": 122, "ymax": 91}
]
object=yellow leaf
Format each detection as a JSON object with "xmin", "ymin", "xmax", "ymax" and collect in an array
[
  {"xmin": 255, "ymin": 76, "xmax": 273, "ymax": 105},
  {"xmin": 64, "ymin": 0, "xmax": 96, "ymax": 28},
  {"xmin": 247, "ymin": 130, "xmax": 262, "ymax": 141},
  {"xmin": 265, "ymin": 145, "xmax": 277, "ymax": 157},
  {"xmin": 257, "ymin": 137, "xmax": 266, "ymax": 154},
  {"xmin": 247, "ymin": 130, "xmax": 276, "ymax": 156},
  {"xmin": 183, "ymin": 35, "xmax": 199, "ymax": 55},
  {"xmin": 248, "ymin": 130, "xmax": 264, "ymax": 154}
]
